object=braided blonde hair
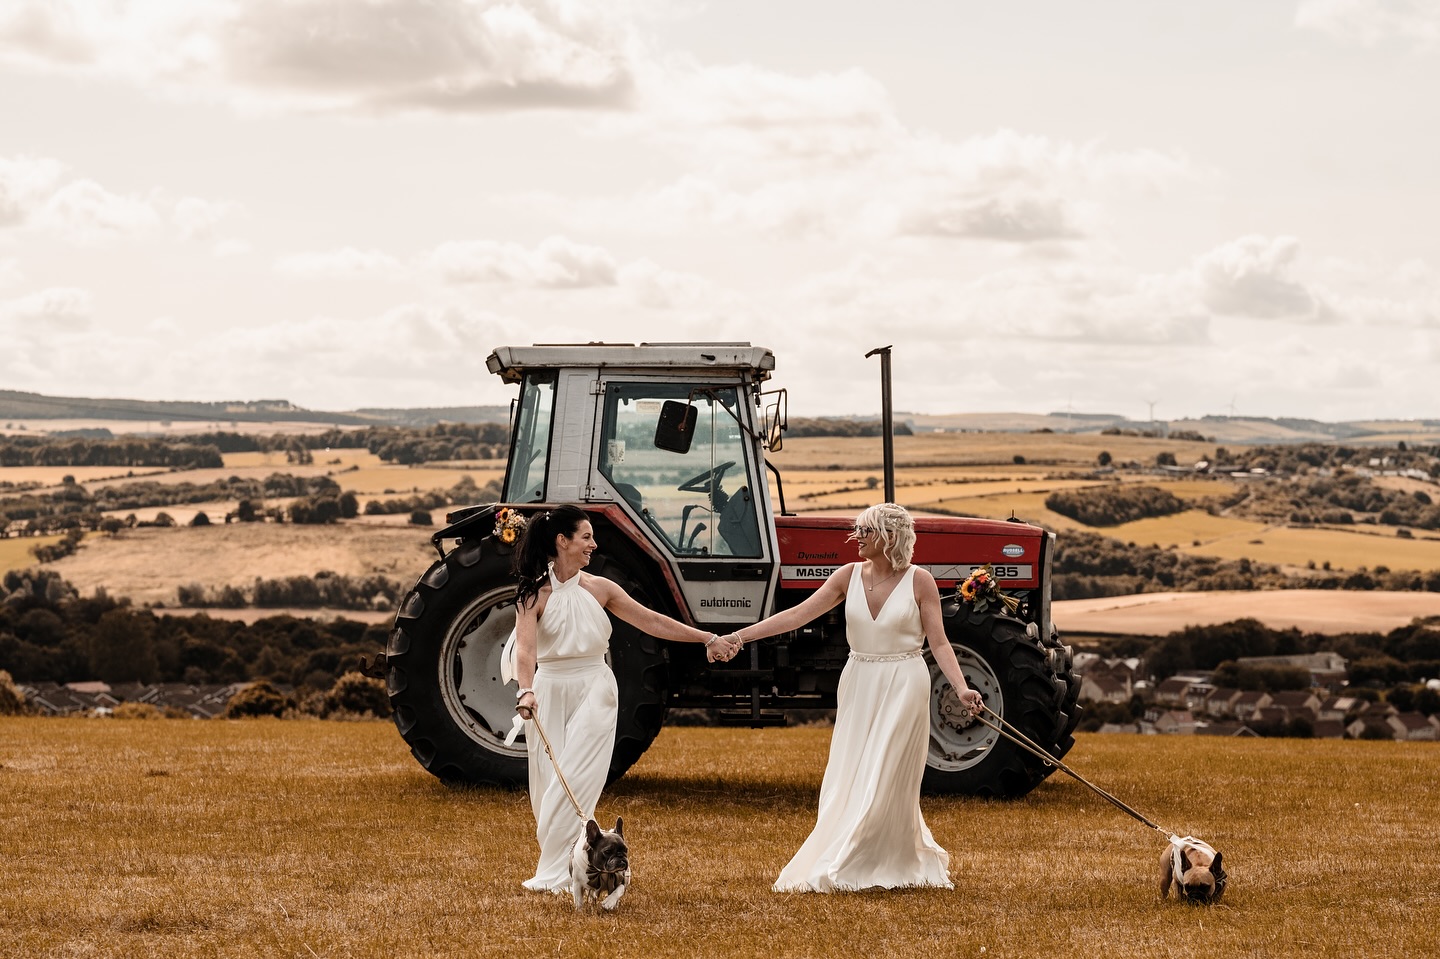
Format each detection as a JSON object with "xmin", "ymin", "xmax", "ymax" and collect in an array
[{"xmin": 849, "ymin": 503, "xmax": 915, "ymax": 569}]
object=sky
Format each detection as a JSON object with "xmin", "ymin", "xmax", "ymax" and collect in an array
[{"xmin": 1, "ymin": 0, "xmax": 1439, "ymax": 423}]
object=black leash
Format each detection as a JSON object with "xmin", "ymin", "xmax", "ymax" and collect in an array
[{"xmin": 971, "ymin": 704, "xmax": 1172, "ymax": 838}]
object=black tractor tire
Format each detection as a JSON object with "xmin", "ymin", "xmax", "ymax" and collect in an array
[
  {"xmin": 386, "ymin": 536, "xmax": 669, "ymax": 787},
  {"xmin": 922, "ymin": 600, "xmax": 1082, "ymax": 798}
]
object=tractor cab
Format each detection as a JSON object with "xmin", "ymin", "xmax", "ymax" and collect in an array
[{"xmin": 486, "ymin": 343, "xmax": 785, "ymax": 626}]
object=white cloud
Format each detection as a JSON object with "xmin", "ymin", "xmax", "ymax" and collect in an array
[
  {"xmin": 275, "ymin": 247, "xmax": 407, "ymax": 279},
  {"xmin": 528, "ymin": 122, "xmax": 1191, "ymax": 246},
  {"xmin": 171, "ymin": 195, "xmax": 240, "ymax": 243},
  {"xmin": 0, "ymin": 0, "xmax": 639, "ymax": 113},
  {"xmin": 1295, "ymin": 0, "xmax": 1440, "ymax": 48},
  {"xmin": 1194, "ymin": 235, "xmax": 1327, "ymax": 321},
  {"xmin": 898, "ymin": 190, "xmax": 1080, "ymax": 242},
  {"xmin": 1, "ymin": 153, "xmax": 246, "ymax": 247},
  {"xmin": 0, "ymin": 154, "xmax": 64, "ymax": 226},
  {"xmin": 616, "ymin": 257, "xmax": 717, "ymax": 309},
  {"xmin": 212, "ymin": 237, "xmax": 252, "ymax": 258},
  {"xmin": 36, "ymin": 178, "xmax": 165, "ymax": 244},
  {"xmin": 635, "ymin": 60, "xmax": 902, "ymax": 161},
  {"xmin": 155, "ymin": 302, "xmax": 524, "ymax": 408},
  {"xmin": 424, "ymin": 235, "xmax": 618, "ymax": 287},
  {"xmin": 0, "ymin": 285, "xmax": 92, "ymax": 330},
  {"xmin": 0, "ymin": 256, "xmax": 20, "ymax": 288}
]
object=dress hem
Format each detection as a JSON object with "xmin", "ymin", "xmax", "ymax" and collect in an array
[{"xmin": 772, "ymin": 875, "xmax": 954, "ymax": 894}]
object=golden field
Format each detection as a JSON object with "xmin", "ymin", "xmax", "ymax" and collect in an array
[
  {"xmin": 6, "ymin": 432, "xmax": 1440, "ymax": 631},
  {"xmin": 1, "ymin": 719, "xmax": 1435, "ymax": 959}
]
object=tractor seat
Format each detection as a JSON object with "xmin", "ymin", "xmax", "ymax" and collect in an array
[
  {"xmin": 614, "ymin": 482, "xmax": 643, "ymax": 512},
  {"xmin": 717, "ymin": 485, "xmax": 761, "ymax": 556}
]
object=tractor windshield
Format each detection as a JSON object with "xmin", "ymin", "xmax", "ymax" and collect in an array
[
  {"xmin": 503, "ymin": 372, "xmax": 556, "ymax": 502},
  {"xmin": 598, "ymin": 384, "xmax": 762, "ymax": 557}
]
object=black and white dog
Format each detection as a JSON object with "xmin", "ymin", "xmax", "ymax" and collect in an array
[{"xmin": 570, "ymin": 817, "xmax": 630, "ymax": 911}]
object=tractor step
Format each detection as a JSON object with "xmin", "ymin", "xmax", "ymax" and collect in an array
[{"xmin": 713, "ymin": 710, "xmax": 789, "ymax": 727}]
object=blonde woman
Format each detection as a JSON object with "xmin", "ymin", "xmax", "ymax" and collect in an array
[{"xmin": 727, "ymin": 503, "xmax": 983, "ymax": 892}]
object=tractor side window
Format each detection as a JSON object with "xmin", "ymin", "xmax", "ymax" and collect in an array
[
  {"xmin": 503, "ymin": 373, "xmax": 556, "ymax": 503},
  {"xmin": 598, "ymin": 385, "xmax": 762, "ymax": 558}
]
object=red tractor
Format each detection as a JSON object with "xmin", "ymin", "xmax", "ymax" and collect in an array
[{"xmin": 383, "ymin": 344, "xmax": 1080, "ymax": 797}]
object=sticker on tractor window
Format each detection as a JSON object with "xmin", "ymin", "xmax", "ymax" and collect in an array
[
  {"xmin": 607, "ymin": 439, "xmax": 626, "ymax": 464},
  {"xmin": 1002, "ymin": 544, "xmax": 1026, "ymax": 557}
]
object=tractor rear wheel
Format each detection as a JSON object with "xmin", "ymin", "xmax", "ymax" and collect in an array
[
  {"xmin": 386, "ymin": 536, "xmax": 669, "ymax": 787},
  {"xmin": 922, "ymin": 602, "xmax": 1081, "ymax": 798}
]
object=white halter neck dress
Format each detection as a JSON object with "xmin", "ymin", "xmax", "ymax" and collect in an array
[
  {"xmin": 774, "ymin": 563, "xmax": 952, "ymax": 892},
  {"xmin": 521, "ymin": 565, "xmax": 617, "ymax": 893}
]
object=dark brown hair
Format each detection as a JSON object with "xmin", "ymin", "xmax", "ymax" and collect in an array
[{"xmin": 512, "ymin": 505, "xmax": 590, "ymax": 610}]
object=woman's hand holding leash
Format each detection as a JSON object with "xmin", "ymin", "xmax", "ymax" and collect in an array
[
  {"xmin": 955, "ymin": 686, "xmax": 983, "ymax": 715},
  {"xmin": 516, "ymin": 688, "xmax": 537, "ymax": 720}
]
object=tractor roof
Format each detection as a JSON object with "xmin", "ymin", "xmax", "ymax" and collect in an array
[{"xmin": 485, "ymin": 343, "xmax": 775, "ymax": 384}]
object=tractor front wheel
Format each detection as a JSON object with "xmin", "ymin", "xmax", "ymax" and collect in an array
[{"xmin": 386, "ymin": 537, "xmax": 669, "ymax": 787}]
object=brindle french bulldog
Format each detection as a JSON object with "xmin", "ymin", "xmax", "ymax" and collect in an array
[{"xmin": 570, "ymin": 817, "xmax": 630, "ymax": 911}]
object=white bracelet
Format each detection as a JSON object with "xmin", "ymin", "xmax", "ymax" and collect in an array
[
  {"xmin": 704, "ymin": 634, "xmax": 718, "ymax": 647},
  {"xmin": 516, "ymin": 686, "xmax": 534, "ymax": 700}
]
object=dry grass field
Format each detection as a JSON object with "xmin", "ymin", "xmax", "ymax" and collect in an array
[
  {"xmin": 0, "ymin": 534, "xmax": 62, "ymax": 574},
  {"xmin": 7, "ymin": 430, "xmax": 1440, "ymax": 628},
  {"xmin": 1055, "ymin": 589, "xmax": 1440, "ymax": 636},
  {"xmin": 45, "ymin": 523, "xmax": 438, "ymax": 606},
  {"xmin": 1, "ymin": 719, "xmax": 1435, "ymax": 959},
  {"xmin": 768, "ymin": 432, "xmax": 1215, "ymax": 470}
]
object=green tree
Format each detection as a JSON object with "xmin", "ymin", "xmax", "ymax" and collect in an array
[
  {"xmin": 85, "ymin": 610, "xmax": 158, "ymax": 683},
  {"xmin": 322, "ymin": 671, "xmax": 391, "ymax": 717},
  {"xmin": 224, "ymin": 681, "xmax": 290, "ymax": 718}
]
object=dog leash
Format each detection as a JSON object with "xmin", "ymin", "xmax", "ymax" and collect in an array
[
  {"xmin": 970, "ymin": 704, "xmax": 1174, "ymax": 839},
  {"xmin": 972, "ymin": 705, "xmax": 1222, "ymax": 883},
  {"xmin": 526, "ymin": 710, "xmax": 589, "ymax": 822}
]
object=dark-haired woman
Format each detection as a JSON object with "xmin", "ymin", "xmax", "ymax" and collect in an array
[{"xmin": 507, "ymin": 505, "xmax": 740, "ymax": 893}]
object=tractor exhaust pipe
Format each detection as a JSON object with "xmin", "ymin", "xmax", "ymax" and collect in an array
[{"xmin": 865, "ymin": 345, "xmax": 896, "ymax": 503}]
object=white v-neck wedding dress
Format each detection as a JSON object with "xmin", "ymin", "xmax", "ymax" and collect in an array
[{"xmin": 773, "ymin": 562, "xmax": 953, "ymax": 893}]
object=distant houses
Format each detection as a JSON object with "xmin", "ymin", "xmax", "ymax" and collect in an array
[
  {"xmin": 1074, "ymin": 646, "xmax": 1437, "ymax": 741},
  {"xmin": 19, "ymin": 681, "xmax": 247, "ymax": 718}
]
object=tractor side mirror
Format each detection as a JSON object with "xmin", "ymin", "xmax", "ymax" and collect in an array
[
  {"xmin": 654, "ymin": 400, "xmax": 697, "ymax": 454},
  {"xmin": 762, "ymin": 389, "xmax": 787, "ymax": 453}
]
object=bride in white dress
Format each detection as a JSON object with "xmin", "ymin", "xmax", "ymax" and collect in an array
[
  {"xmin": 509, "ymin": 506, "xmax": 740, "ymax": 892},
  {"xmin": 729, "ymin": 503, "xmax": 984, "ymax": 892}
]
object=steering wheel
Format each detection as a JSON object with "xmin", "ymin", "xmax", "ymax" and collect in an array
[{"xmin": 676, "ymin": 461, "xmax": 735, "ymax": 496}]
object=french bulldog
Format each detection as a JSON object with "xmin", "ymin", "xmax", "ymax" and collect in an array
[
  {"xmin": 570, "ymin": 817, "xmax": 631, "ymax": 912},
  {"xmin": 1159, "ymin": 835, "xmax": 1227, "ymax": 904}
]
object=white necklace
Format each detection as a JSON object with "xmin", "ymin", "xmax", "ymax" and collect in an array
[{"xmin": 866, "ymin": 566, "xmax": 901, "ymax": 592}]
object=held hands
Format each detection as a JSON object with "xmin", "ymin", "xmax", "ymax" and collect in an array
[{"xmin": 705, "ymin": 633, "xmax": 743, "ymax": 663}]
